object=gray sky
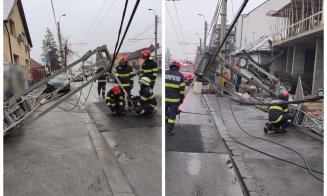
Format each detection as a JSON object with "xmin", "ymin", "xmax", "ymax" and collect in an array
[
  {"xmin": 22, "ymin": 0, "xmax": 162, "ymax": 63},
  {"xmin": 165, "ymin": 0, "xmax": 267, "ymax": 61}
]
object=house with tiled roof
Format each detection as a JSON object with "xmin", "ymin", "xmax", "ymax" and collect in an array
[{"xmin": 126, "ymin": 44, "xmax": 156, "ymax": 70}]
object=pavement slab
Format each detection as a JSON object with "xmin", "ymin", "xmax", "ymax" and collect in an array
[{"xmin": 166, "ymin": 91, "xmax": 244, "ymax": 196}]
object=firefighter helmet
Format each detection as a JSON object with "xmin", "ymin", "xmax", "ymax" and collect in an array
[
  {"xmin": 169, "ymin": 60, "xmax": 180, "ymax": 68},
  {"xmin": 120, "ymin": 55, "xmax": 129, "ymax": 63},
  {"xmin": 279, "ymin": 91, "xmax": 289, "ymax": 101},
  {"xmin": 139, "ymin": 77, "xmax": 151, "ymax": 86},
  {"xmin": 112, "ymin": 85, "xmax": 121, "ymax": 95},
  {"xmin": 140, "ymin": 50, "xmax": 151, "ymax": 59}
]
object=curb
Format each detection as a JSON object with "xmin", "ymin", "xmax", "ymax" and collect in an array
[
  {"xmin": 81, "ymin": 112, "xmax": 135, "ymax": 196},
  {"xmin": 203, "ymin": 94, "xmax": 267, "ymax": 196}
]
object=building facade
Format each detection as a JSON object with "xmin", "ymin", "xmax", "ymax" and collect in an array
[
  {"xmin": 270, "ymin": 0, "xmax": 324, "ymax": 95},
  {"xmin": 3, "ymin": 0, "xmax": 32, "ymax": 66}
]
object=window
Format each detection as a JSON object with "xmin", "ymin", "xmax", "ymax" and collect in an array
[
  {"xmin": 9, "ymin": 20, "xmax": 16, "ymax": 37},
  {"xmin": 13, "ymin": 54, "xmax": 19, "ymax": 64},
  {"xmin": 26, "ymin": 59, "xmax": 29, "ymax": 67}
]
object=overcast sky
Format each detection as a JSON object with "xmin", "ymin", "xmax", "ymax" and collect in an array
[
  {"xmin": 22, "ymin": 0, "xmax": 162, "ymax": 63},
  {"xmin": 165, "ymin": 0, "xmax": 267, "ymax": 61}
]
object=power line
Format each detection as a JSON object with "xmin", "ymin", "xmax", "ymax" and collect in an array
[
  {"xmin": 128, "ymin": 21, "xmax": 153, "ymax": 38},
  {"xmin": 131, "ymin": 24, "xmax": 155, "ymax": 39},
  {"xmin": 84, "ymin": 0, "xmax": 119, "ymax": 42},
  {"xmin": 165, "ymin": 3, "xmax": 181, "ymax": 42},
  {"xmin": 207, "ymin": 0, "xmax": 222, "ymax": 39},
  {"xmin": 82, "ymin": 0, "xmax": 109, "ymax": 42},
  {"xmin": 173, "ymin": 1, "xmax": 185, "ymax": 41},
  {"xmin": 124, "ymin": 40, "xmax": 152, "ymax": 52},
  {"xmin": 50, "ymin": 0, "xmax": 57, "ymax": 25}
]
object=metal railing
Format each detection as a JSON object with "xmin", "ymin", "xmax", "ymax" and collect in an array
[{"xmin": 272, "ymin": 11, "xmax": 323, "ymax": 43}]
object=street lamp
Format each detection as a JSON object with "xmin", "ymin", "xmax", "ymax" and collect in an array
[
  {"xmin": 197, "ymin": 14, "xmax": 207, "ymax": 51},
  {"xmin": 59, "ymin": 14, "xmax": 66, "ymax": 23},
  {"xmin": 148, "ymin": 9, "xmax": 158, "ymax": 65}
]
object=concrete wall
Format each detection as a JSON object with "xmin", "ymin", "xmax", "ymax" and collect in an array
[
  {"xmin": 312, "ymin": 38, "xmax": 324, "ymax": 95},
  {"xmin": 3, "ymin": 3, "xmax": 31, "ymax": 68},
  {"xmin": 271, "ymin": 52, "xmax": 287, "ymax": 73},
  {"xmin": 291, "ymin": 44, "xmax": 306, "ymax": 75},
  {"xmin": 286, "ymin": 46, "xmax": 294, "ymax": 73},
  {"xmin": 234, "ymin": 0, "xmax": 289, "ymax": 50}
]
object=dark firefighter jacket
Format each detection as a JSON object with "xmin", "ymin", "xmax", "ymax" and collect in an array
[
  {"xmin": 137, "ymin": 86, "xmax": 157, "ymax": 108},
  {"xmin": 268, "ymin": 98, "xmax": 288, "ymax": 124},
  {"xmin": 140, "ymin": 59, "xmax": 158, "ymax": 84},
  {"xmin": 106, "ymin": 89, "xmax": 125, "ymax": 107},
  {"xmin": 114, "ymin": 64, "xmax": 135, "ymax": 88},
  {"xmin": 165, "ymin": 67, "xmax": 185, "ymax": 103},
  {"xmin": 96, "ymin": 67, "xmax": 108, "ymax": 83}
]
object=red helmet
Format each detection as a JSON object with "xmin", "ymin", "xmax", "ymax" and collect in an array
[
  {"xmin": 279, "ymin": 91, "xmax": 289, "ymax": 101},
  {"xmin": 112, "ymin": 85, "xmax": 121, "ymax": 95},
  {"xmin": 120, "ymin": 55, "xmax": 129, "ymax": 63},
  {"xmin": 140, "ymin": 49, "xmax": 151, "ymax": 58},
  {"xmin": 169, "ymin": 60, "xmax": 180, "ymax": 68}
]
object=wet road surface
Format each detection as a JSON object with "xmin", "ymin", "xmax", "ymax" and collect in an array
[
  {"xmin": 4, "ymin": 99, "xmax": 113, "ymax": 196},
  {"xmin": 78, "ymin": 74, "xmax": 162, "ymax": 196},
  {"xmin": 166, "ymin": 90, "xmax": 244, "ymax": 196},
  {"xmin": 207, "ymin": 95, "xmax": 323, "ymax": 196}
]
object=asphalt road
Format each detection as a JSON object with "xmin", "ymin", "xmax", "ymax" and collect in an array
[
  {"xmin": 76, "ymin": 74, "xmax": 162, "ymax": 196},
  {"xmin": 166, "ymin": 90, "xmax": 244, "ymax": 196},
  {"xmin": 207, "ymin": 95, "xmax": 323, "ymax": 196},
  {"xmin": 4, "ymin": 98, "xmax": 114, "ymax": 196}
]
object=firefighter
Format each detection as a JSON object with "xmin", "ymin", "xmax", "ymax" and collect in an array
[
  {"xmin": 106, "ymin": 85, "xmax": 125, "ymax": 114},
  {"xmin": 266, "ymin": 91, "xmax": 292, "ymax": 133},
  {"xmin": 113, "ymin": 55, "xmax": 135, "ymax": 98},
  {"xmin": 140, "ymin": 49, "xmax": 158, "ymax": 89},
  {"xmin": 96, "ymin": 66, "xmax": 108, "ymax": 98},
  {"xmin": 165, "ymin": 61, "xmax": 185, "ymax": 135},
  {"xmin": 132, "ymin": 77, "xmax": 157, "ymax": 115}
]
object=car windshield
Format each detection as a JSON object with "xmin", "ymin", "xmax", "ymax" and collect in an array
[
  {"xmin": 55, "ymin": 73, "xmax": 68, "ymax": 80},
  {"xmin": 180, "ymin": 66, "xmax": 194, "ymax": 72}
]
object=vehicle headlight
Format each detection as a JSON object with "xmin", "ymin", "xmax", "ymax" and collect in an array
[{"xmin": 48, "ymin": 81, "xmax": 53, "ymax": 85}]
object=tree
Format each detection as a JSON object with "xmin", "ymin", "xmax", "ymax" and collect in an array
[
  {"xmin": 41, "ymin": 28, "xmax": 60, "ymax": 72},
  {"xmin": 166, "ymin": 48, "xmax": 172, "ymax": 69}
]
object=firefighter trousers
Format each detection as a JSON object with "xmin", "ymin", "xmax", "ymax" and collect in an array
[
  {"xmin": 97, "ymin": 82, "xmax": 106, "ymax": 97},
  {"xmin": 165, "ymin": 102, "xmax": 179, "ymax": 131}
]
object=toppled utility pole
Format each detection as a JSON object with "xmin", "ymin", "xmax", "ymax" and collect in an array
[{"xmin": 216, "ymin": 0, "xmax": 227, "ymax": 87}]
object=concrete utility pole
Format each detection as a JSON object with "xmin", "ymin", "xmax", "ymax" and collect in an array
[
  {"xmin": 57, "ymin": 14, "xmax": 65, "ymax": 67},
  {"xmin": 149, "ymin": 9, "xmax": 158, "ymax": 65},
  {"xmin": 155, "ymin": 14, "xmax": 158, "ymax": 65},
  {"xmin": 217, "ymin": 0, "xmax": 227, "ymax": 84},
  {"xmin": 57, "ymin": 21, "xmax": 64, "ymax": 67},
  {"xmin": 198, "ymin": 14, "xmax": 207, "ymax": 51},
  {"xmin": 204, "ymin": 21, "xmax": 208, "ymax": 51}
]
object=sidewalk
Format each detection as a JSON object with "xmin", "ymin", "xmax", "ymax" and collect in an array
[
  {"xmin": 4, "ymin": 96, "xmax": 133, "ymax": 196},
  {"xmin": 204, "ymin": 95, "xmax": 323, "ymax": 196},
  {"xmin": 166, "ymin": 90, "xmax": 244, "ymax": 196}
]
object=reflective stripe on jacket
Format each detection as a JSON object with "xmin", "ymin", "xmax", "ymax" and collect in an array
[
  {"xmin": 138, "ymin": 86, "xmax": 157, "ymax": 108},
  {"xmin": 114, "ymin": 63, "xmax": 135, "ymax": 87},
  {"xmin": 140, "ymin": 59, "xmax": 158, "ymax": 83},
  {"xmin": 268, "ymin": 98, "xmax": 288, "ymax": 124},
  {"xmin": 165, "ymin": 67, "xmax": 185, "ymax": 103},
  {"xmin": 106, "ymin": 89, "xmax": 125, "ymax": 107},
  {"xmin": 96, "ymin": 67, "xmax": 108, "ymax": 83}
]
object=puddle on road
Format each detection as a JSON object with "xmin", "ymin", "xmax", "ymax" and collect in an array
[{"xmin": 187, "ymin": 154, "xmax": 201, "ymax": 176}]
